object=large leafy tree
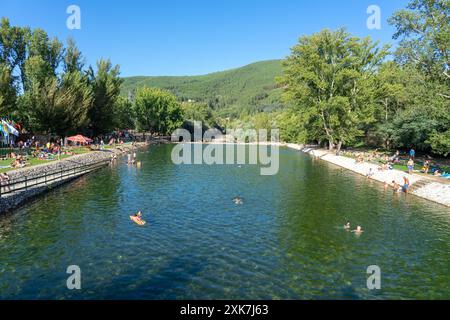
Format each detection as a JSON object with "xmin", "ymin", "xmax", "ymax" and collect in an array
[
  {"xmin": 88, "ymin": 59, "xmax": 123, "ymax": 135},
  {"xmin": 389, "ymin": 0, "xmax": 449, "ymax": 90},
  {"xmin": 133, "ymin": 87, "xmax": 183, "ymax": 135},
  {"xmin": 389, "ymin": 0, "xmax": 449, "ymax": 155},
  {"xmin": 280, "ymin": 29, "xmax": 389, "ymax": 152},
  {"xmin": 113, "ymin": 96, "xmax": 134, "ymax": 130},
  {"xmin": 0, "ymin": 62, "xmax": 16, "ymax": 114},
  {"xmin": 0, "ymin": 18, "xmax": 29, "ymax": 91}
]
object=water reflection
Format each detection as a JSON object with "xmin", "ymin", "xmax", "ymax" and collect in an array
[{"xmin": 0, "ymin": 145, "xmax": 449, "ymax": 299}]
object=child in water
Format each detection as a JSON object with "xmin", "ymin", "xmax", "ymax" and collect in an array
[{"xmin": 344, "ymin": 222, "xmax": 351, "ymax": 230}]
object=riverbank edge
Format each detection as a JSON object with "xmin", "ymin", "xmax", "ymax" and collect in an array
[
  {"xmin": 185, "ymin": 141, "xmax": 449, "ymax": 208},
  {"xmin": 0, "ymin": 142, "xmax": 150, "ymax": 214},
  {"xmin": 283, "ymin": 143, "xmax": 450, "ymax": 208}
]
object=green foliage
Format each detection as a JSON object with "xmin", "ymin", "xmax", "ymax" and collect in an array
[
  {"xmin": 88, "ymin": 59, "xmax": 123, "ymax": 135},
  {"xmin": 279, "ymin": 28, "xmax": 389, "ymax": 151},
  {"xmin": 0, "ymin": 18, "xmax": 127, "ymax": 137},
  {"xmin": 428, "ymin": 130, "xmax": 450, "ymax": 156},
  {"xmin": 114, "ymin": 96, "xmax": 135, "ymax": 130},
  {"xmin": 0, "ymin": 62, "xmax": 16, "ymax": 114},
  {"xmin": 132, "ymin": 87, "xmax": 183, "ymax": 135},
  {"xmin": 275, "ymin": 109, "xmax": 307, "ymax": 144},
  {"xmin": 389, "ymin": 0, "xmax": 449, "ymax": 87},
  {"xmin": 385, "ymin": 0, "xmax": 449, "ymax": 155},
  {"xmin": 122, "ymin": 60, "xmax": 285, "ymax": 117},
  {"xmin": 181, "ymin": 101, "xmax": 218, "ymax": 133}
]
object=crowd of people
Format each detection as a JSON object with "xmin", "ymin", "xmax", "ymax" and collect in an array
[{"xmin": 348, "ymin": 148, "xmax": 448, "ymax": 178}]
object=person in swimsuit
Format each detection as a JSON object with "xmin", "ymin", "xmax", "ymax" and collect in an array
[{"xmin": 402, "ymin": 177, "xmax": 410, "ymax": 193}]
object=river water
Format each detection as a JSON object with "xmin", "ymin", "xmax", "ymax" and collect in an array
[{"xmin": 0, "ymin": 144, "xmax": 449, "ymax": 299}]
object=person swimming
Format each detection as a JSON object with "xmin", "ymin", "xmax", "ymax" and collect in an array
[
  {"xmin": 352, "ymin": 226, "xmax": 364, "ymax": 234},
  {"xmin": 344, "ymin": 222, "xmax": 351, "ymax": 230},
  {"xmin": 233, "ymin": 197, "xmax": 243, "ymax": 205}
]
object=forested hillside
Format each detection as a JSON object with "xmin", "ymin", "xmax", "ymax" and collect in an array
[{"xmin": 121, "ymin": 60, "xmax": 285, "ymax": 117}]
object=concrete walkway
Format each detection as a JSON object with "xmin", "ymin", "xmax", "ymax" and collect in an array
[{"xmin": 299, "ymin": 147, "xmax": 450, "ymax": 207}]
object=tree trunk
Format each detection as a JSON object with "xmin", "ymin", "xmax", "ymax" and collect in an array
[
  {"xmin": 328, "ymin": 139, "xmax": 335, "ymax": 151},
  {"xmin": 336, "ymin": 141, "xmax": 343, "ymax": 155}
]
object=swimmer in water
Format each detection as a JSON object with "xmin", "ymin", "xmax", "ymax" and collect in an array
[
  {"xmin": 392, "ymin": 180, "xmax": 401, "ymax": 193},
  {"xmin": 352, "ymin": 226, "xmax": 364, "ymax": 234},
  {"xmin": 344, "ymin": 222, "xmax": 351, "ymax": 230},
  {"xmin": 233, "ymin": 197, "xmax": 243, "ymax": 205}
]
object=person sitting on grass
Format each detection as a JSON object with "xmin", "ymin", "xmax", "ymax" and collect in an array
[{"xmin": 422, "ymin": 160, "xmax": 430, "ymax": 174}]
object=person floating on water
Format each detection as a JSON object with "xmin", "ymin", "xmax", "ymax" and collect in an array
[
  {"xmin": 134, "ymin": 211, "xmax": 143, "ymax": 221},
  {"xmin": 344, "ymin": 222, "xmax": 351, "ymax": 230}
]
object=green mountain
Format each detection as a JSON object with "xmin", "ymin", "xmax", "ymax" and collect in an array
[{"xmin": 121, "ymin": 60, "xmax": 285, "ymax": 117}]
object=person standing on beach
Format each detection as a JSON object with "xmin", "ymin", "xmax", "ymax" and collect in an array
[
  {"xmin": 407, "ymin": 158, "xmax": 415, "ymax": 175},
  {"xmin": 409, "ymin": 148, "xmax": 415, "ymax": 160}
]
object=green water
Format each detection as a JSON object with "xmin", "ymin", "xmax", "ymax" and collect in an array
[{"xmin": 0, "ymin": 144, "xmax": 449, "ymax": 299}]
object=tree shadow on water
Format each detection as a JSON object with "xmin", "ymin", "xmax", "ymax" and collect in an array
[{"xmin": 91, "ymin": 253, "xmax": 207, "ymax": 300}]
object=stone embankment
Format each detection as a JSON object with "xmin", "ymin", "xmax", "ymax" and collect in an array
[
  {"xmin": 0, "ymin": 142, "xmax": 149, "ymax": 214},
  {"xmin": 295, "ymin": 146, "xmax": 450, "ymax": 207}
]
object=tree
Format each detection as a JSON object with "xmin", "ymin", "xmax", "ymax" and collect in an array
[
  {"xmin": 389, "ymin": 0, "xmax": 450, "ymax": 155},
  {"xmin": 0, "ymin": 62, "xmax": 16, "ymax": 114},
  {"xmin": 276, "ymin": 109, "xmax": 307, "ymax": 144},
  {"xmin": 182, "ymin": 102, "xmax": 217, "ymax": 127},
  {"xmin": 88, "ymin": 59, "xmax": 123, "ymax": 135},
  {"xmin": 114, "ymin": 96, "xmax": 134, "ymax": 130},
  {"xmin": 389, "ymin": 0, "xmax": 449, "ymax": 95},
  {"xmin": 280, "ymin": 28, "xmax": 389, "ymax": 152},
  {"xmin": 0, "ymin": 17, "xmax": 29, "ymax": 91},
  {"xmin": 133, "ymin": 87, "xmax": 183, "ymax": 135}
]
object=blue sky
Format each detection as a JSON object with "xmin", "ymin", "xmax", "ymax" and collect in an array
[{"xmin": 1, "ymin": 0, "xmax": 409, "ymax": 77}]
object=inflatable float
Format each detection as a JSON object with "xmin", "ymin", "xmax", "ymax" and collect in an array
[{"xmin": 130, "ymin": 215, "xmax": 146, "ymax": 226}]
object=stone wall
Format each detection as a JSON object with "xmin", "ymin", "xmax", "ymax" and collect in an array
[{"xmin": 0, "ymin": 142, "xmax": 149, "ymax": 214}]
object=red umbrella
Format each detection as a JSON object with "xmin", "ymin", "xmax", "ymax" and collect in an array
[{"xmin": 67, "ymin": 134, "xmax": 93, "ymax": 144}]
